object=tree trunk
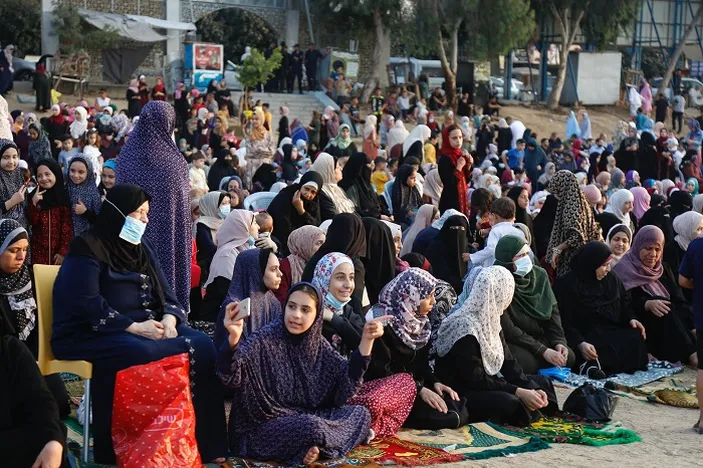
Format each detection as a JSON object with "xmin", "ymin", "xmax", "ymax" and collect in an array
[
  {"xmin": 545, "ymin": 5, "xmax": 586, "ymax": 110},
  {"xmin": 660, "ymin": 4, "xmax": 703, "ymax": 92},
  {"xmin": 547, "ymin": 46, "xmax": 569, "ymax": 109},
  {"xmin": 434, "ymin": 1, "xmax": 461, "ymax": 112},
  {"xmin": 361, "ymin": 8, "xmax": 391, "ymax": 103}
]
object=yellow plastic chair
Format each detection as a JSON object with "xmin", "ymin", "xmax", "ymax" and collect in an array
[{"xmin": 34, "ymin": 264, "xmax": 93, "ymax": 464}]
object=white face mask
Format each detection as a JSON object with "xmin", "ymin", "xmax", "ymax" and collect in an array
[{"xmin": 514, "ymin": 255, "xmax": 533, "ymax": 276}]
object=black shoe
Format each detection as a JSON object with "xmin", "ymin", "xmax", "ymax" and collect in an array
[{"xmin": 587, "ymin": 367, "xmax": 607, "ymax": 380}]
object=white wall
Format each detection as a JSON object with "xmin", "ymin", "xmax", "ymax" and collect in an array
[{"xmin": 576, "ymin": 52, "xmax": 621, "ymax": 105}]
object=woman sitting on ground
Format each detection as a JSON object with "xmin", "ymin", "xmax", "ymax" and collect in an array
[
  {"xmin": 365, "ymin": 268, "xmax": 467, "ymax": 430},
  {"xmin": 193, "ymin": 191, "xmax": 231, "ymax": 282},
  {"xmin": 554, "ymin": 241, "xmax": 648, "ymax": 376},
  {"xmin": 434, "ymin": 266, "xmax": 558, "ymax": 426},
  {"xmin": 340, "ymin": 152, "xmax": 387, "ymax": 220},
  {"xmin": 400, "ymin": 204, "xmax": 439, "ymax": 257},
  {"xmin": 51, "ymin": 185, "xmax": 227, "ymax": 464},
  {"xmin": 275, "ymin": 225, "xmax": 325, "ymax": 305},
  {"xmin": 217, "ymin": 282, "xmax": 383, "ymax": 464},
  {"xmin": 310, "ymin": 153, "xmax": 356, "ymax": 221},
  {"xmin": 612, "ymin": 225, "xmax": 698, "ymax": 366},
  {"xmin": 494, "ymin": 235, "xmax": 576, "ymax": 374},
  {"xmin": 391, "ymin": 164, "xmax": 423, "ymax": 228},
  {"xmin": 607, "ymin": 224, "xmax": 632, "ymax": 268}
]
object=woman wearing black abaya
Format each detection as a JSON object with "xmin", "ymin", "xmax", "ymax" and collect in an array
[
  {"xmin": 615, "ymin": 126, "xmax": 639, "ymax": 174},
  {"xmin": 302, "ymin": 213, "xmax": 367, "ymax": 302},
  {"xmin": 362, "ymin": 218, "xmax": 397, "ymax": 304},
  {"xmin": 340, "ymin": 152, "xmax": 385, "ymax": 219},
  {"xmin": 207, "ymin": 149, "xmax": 238, "ymax": 191},
  {"xmin": 497, "ymin": 118, "xmax": 513, "ymax": 155},
  {"xmin": 391, "ymin": 164, "xmax": 423, "ymax": 228},
  {"xmin": 280, "ymin": 144, "xmax": 299, "ymax": 183},
  {"xmin": 268, "ymin": 170, "xmax": 324, "ymax": 255},
  {"xmin": 533, "ymin": 194, "xmax": 557, "ymax": 261},
  {"xmin": 507, "ymin": 186, "xmax": 535, "ymax": 251},
  {"xmin": 554, "ymin": 242, "xmax": 648, "ymax": 376},
  {"xmin": 668, "ymin": 190, "xmax": 693, "ymax": 221},
  {"xmin": 424, "ymin": 214, "xmax": 469, "ymax": 293},
  {"xmin": 637, "ymin": 130, "xmax": 659, "ymax": 181},
  {"xmin": 252, "ymin": 163, "xmax": 278, "ymax": 192}
]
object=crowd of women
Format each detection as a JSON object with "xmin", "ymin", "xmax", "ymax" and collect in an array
[{"xmin": 1, "ymin": 82, "xmax": 703, "ymax": 468}]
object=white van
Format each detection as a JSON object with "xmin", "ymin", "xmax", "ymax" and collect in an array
[{"xmin": 389, "ymin": 57, "xmax": 446, "ymax": 89}]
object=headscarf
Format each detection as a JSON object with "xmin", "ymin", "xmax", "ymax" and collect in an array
[
  {"xmin": 250, "ymin": 108, "xmax": 268, "ymax": 141},
  {"xmin": 339, "ymin": 152, "xmax": 380, "ymax": 218},
  {"xmin": 582, "ymin": 184, "xmax": 602, "ymax": 205},
  {"xmin": 287, "ymin": 225, "xmax": 325, "ymax": 285},
  {"xmin": 367, "ymin": 268, "xmax": 437, "ymax": 350},
  {"xmin": 579, "ymin": 111, "xmax": 592, "ymax": 139},
  {"xmin": 423, "ymin": 169, "xmax": 443, "ymax": 207},
  {"xmin": 204, "ymin": 209, "xmax": 255, "ymax": 288},
  {"xmin": 630, "ymin": 186, "xmax": 651, "ymax": 221},
  {"xmin": 116, "ymin": 101, "xmax": 192, "ymax": 312},
  {"xmin": 27, "ymin": 124, "xmax": 52, "ymax": 166},
  {"xmin": 693, "ymin": 194, "xmax": 703, "ymax": 214},
  {"xmin": 661, "ymin": 179, "xmax": 676, "ymax": 199},
  {"xmin": 128, "ymin": 79, "xmax": 139, "ymax": 94},
  {"xmin": 364, "ymin": 115, "xmax": 377, "ymax": 139},
  {"xmin": 193, "ymin": 191, "xmax": 226, "ymax": 238},
  {"xmin": 34, "ymin": 158, "xmax": 70, "ymax": 210},
  {"xmin": 362, "ymin": 218, "xmax": 397, "ymax": 304},
  {"xmin": 66, "ymin": 157, "xmax": 101, "ymax": 235},
  {"xmin": 560, "ymin": 241, "xmax": 622, "ymax": 314},
  {"xmin": 606, "ymin": 223, "xmax": 633, "ymax": 249},
  {"xmin": 546, "ymin": 170, "xmax": 600, "ymax": 269},
  {"xmin": 686, "ymin": 177, "xmax": 700, "ymax": 195},
  {"xmin": 312, "ymin": 252, "xmax": 354, "ymax": 315},
  {"xmin": 434, "ymin": 266, "xmax": 515, "ymax": 374},
  {"xmin": 400, "ymin": 204, "xmax": 437, "ymax": 257},
  {"xmin": 495, "ymin": 235, "xmax": 556, "ymax": 320},
  {"xmin": 111, "ymin": 114, "xmax": 132, "ymax": 142},
  {"xmin": 403, "ymin": 124, "xmax": 431, "ymax": 159},
  {"xmin": 0, "ymin": 96, "xmax": 12, "ymax": 140},
  {"xmin": 328, "ymin": 123, "xmax": 353, "ymax": 150},
  {"xmin": 390, "ymin": 164, "xmax": 422, "ymax": 224},
  {"xmin": 668, "ymin": 190, "xmax": 693, "ymax": 220},
  {"xmin": 612, "ymin": 225, "xmax": 669, "ymax": 298},
  {"xmin": 69, "ymin": 106, "xmax": 88, "ymax": 140},
  {"xmin": 425, "ymin": 214, "xmax": 469, "ymax": 292},
  {"xmin": 0, "ymin": 219, "xmax": 34, "ymax": 340},
  {"xmin": 310, "ymin": 153, "xmax": 356, "ymax": 214},
  {"xmin": 0, "ymin": 139, "xmax": 25, "ymax": 226},
  {"xmin": 439, "ymin": 124, "xmax": 470, "ymax": 216},
  {"xmin": 673, "ymin": 211, "xmax": 703, "ymax": 251},
  {"xmin": 431, "ymin": 209, "xmax": 466, "ymax": 230},
  {"xmin": 216, "ymin": 248, "xmax": 282, "ymax": 343},
  {"xmin": 529, "ymin": 190, "xmax": 549, "ymax": 215},
  {"xmin": 625, "ymin": 170, "xmax": 639, "ymax": 188},
  {"xmin": 605, "ymin": 188, "xmax": 634, "ymax": 224},
  {"xmin": 566, "ymin": 111, "xmax": 581, "ymax": 139}
]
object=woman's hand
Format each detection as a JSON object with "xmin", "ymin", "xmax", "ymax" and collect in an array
[
  {"xmin": 630, "ymin": 319, "xmax": 647, "ymax": 339},
  {"xmin": 31, "ymin": 440, "xmax": 63, "ymax": 468},
  {"xmin": 32, "ymin": 189, "xmax": 46, "ymax": 207},
  {"xmin": 515, "ymin": 388, "xmax": 548, "ymax": 411},
  {"xmin": 358, "ymin": 317, "xmax": 387, "ymax": 356},
  {"xmin": 419, "ymin": 387, "xmax": 448, "ymax": 413},
  {"xmin": 456, "ymin": 157, "xmax": 466, "ymax": 172},
  {"xmin": 52, "ymin": 254, "xmax": 64, "ymax": 265},
  {"xmin": 223, "ymin": 302, "xmax": 244, "ymax": 348},
  {"xmin": 578, "ymin": 342, "xmax": 598, "ymax": 361},
  {"xmin": 291, "ymin": 190, "xmax": 305, "ymax": 214},
  {"xmin": 126, "ymin": 320, "xmax": 164, "ymax": 340},
  {"xmin": 161, "ymin": 314, "xmax": 178, "ymax": 339},
  {"xmin": 74, "ymin": 199, "xmax": 86, "ymax": 215},
  {"xmin": 9, "ymin": 185, "xmax": 26, "ymax": 207},
  {"xmin": 644, "ymin": 299, "xmax": 671, "ymax": 318},
  {"xmin": 434, "ymin": 382, "xmax": 459, "ymax": 401},
  {"xmin": 542, "ymin": 348, "xmax": 567, "ymax": 367},
  {"xmin": 322, "ymin": 308, "xmax": 334, "ymax": 322},
  {"xmin": 54, "ymin": 140, "xmax": 62, "ymax": 149}
]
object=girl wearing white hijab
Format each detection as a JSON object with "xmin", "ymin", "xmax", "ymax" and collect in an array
[
  {"xmin": 402, "ymin": 124, "xmax": 431, "ymax": 162},
  {"xmin": 673, "ymin": 211, "xmax": 703, "ymax": 254},
  {"xmin": 422, "ymin": 168, "xmax": 443, "ymax": 207},
  {"xmin": 204, "ymin": 209, "xmax": 258, "ymax": 289},
  {"xmin": 605, "ymin": 189, "xmax": 635, "ymax": 232},
  {"xmin": 387, "ymin": 120, "xmax": 410, "ymax": 152},
  {"xmin": 69, "ymin": 106, "xmax": 88, "ymax": 140},
  {"xmin": 310, "ymin": 153, "xmax": 356, "ymax": 220}
]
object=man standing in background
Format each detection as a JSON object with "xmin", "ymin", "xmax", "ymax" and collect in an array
[
  {"xmin": 305, "ymin": 44, "xmax": 322, "ymax": 91},
  {"xmin": 289, "ymin": 44, "xmax": 304, "ymax": 94}
]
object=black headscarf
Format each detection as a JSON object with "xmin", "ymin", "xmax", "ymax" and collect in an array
[
  {"xmin": 401, "ymin": 252, "xmax": 433, "ymax": 274},
  {"xmin": 252, "ymin": 163, "xmax": 278, "ymax": 192},
  {"xmin": 638, "ymin": 205, "xmax": 674, "ymax": 244},
  {"xmin": 34, "ymin": 158, "xmax": 70, "ymax": 210},
  {"xmin": 424, "ymin": 215, "xmax": 469, "ymax": 293},
  {"xmin": 362, "ymin": 217, "xmax": 397, "ymax": 304},
  {"xmin": 207, "ymin": 149, "xmax": 237, "ymax": 191},
  {"xmin": 507, "ymin": 186, "xmax": 534, "ymax": 245},
  {"xmin": 340, "ymin": 152, "xmax": 382, "ymax": 218},
  {"xmin": 70, "ymin": 184, "xmax": 166, "ymax": 312},
  {"xmin": 667, "ymin": 190, "xmax": 692, "ymax": 221},
  {"xmin": 533, "ymin": 194, "xmax": 558, "ymax": 259},
  {"xmin": 391, "ymin": 164, "xmax": 422, "ymax": 226},
  {"xmin": 280, "ymin": 144, "xmax": 298, "ymax": 182},
  {"xmin": 597, "ymin": 149, "xmax": 611, "ymax": 173}
]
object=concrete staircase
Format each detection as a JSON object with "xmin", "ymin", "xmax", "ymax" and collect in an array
[{"xmin": 243, "ymin": 91, "xmax": 335, "ymax": 129}]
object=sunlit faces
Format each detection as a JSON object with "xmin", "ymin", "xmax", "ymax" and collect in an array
[
  {"xmin": 101, "ymin": 167, "xmax": 116, "ymax": 189},
  {"xmin": 449, "ymin": 128, "xmax": 463, "ymax": 149},
  {"xmin": 300, "ymin": 184, "xmax": 318, "ymax": 200},
  {"xmin": 262, "ymin": 253, "xmax": 282, "ymax": 291},
  {"xmin": 69, "ymin": 160, "xmax": 89, "ymax": 185},
  {"xmin": 609, "ymin": 232, "xmax": 630, "ymax": 256},
  {"xmin": 128, "ymin": 201, "xmax": 150, "ymax": 224},
  {"xmin": 621, "ymin": 200, "xmax": 633, "ymax": 214},
  {"xmin": 0, "ymin": 238, "xmax": 28, "ymax": 274},
  {"xmin": 639, "ymin": 243, "xmax": 662, "ymax": 269},
  {"xmin": 328, "ymin": 262, "xmax": 355, "ymax": 302},
  {"xmin": 0, "ymin": 146, "xmax": 19, "ymax": 172},
  {"xmin": 416, "ymin": 289, "xmax": 436, "ymax": 316},
  {"xmin": 405, "ymin": 169, "xmax": 417, "ymax": 188},
  {"xmin": 36, "ymin": 164, "xmax": 57, "ymax": 190},
  {"xmin": 28, "ymin": 127, "xmax": 39, "ymax": 140},
  {"xmin": 595, "ymin": 258, "xmax": 612, "ymax": 280},
  {"xmin": 516, "ymin": 189, "xmax": 529, "ymax": 210},
  {"xmin": 285, "ymin": 289, "xmax": 318, "ymax": 335}
]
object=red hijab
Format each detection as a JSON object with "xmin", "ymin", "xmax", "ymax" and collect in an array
[{"xmin": 441, "ymin": 125, "xmax": 470, "ymax": 216}]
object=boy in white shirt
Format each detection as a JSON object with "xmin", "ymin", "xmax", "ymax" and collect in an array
[
  {"xmin": 463, "ymin": 197, "xmax": 525, "ymax": 267},
  {"xmin": 189, "ymin": 153, "xmax": 208, "ymax": 196}
]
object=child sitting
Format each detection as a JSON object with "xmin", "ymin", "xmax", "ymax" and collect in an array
[
  {"xmin": 464, "ymin": 197, "xmax": 525, "ymax": 267},
  {"xmin": 371, "ymin": 157, "xmax": 390, "ymax": 194},
  {"xmin": 189, "ymin": 153, "xmax": 208, "ymax": 196}
]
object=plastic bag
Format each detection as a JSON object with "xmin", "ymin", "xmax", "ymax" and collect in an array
[
  {"xmin": 563, "ymin": 383, "xmax": 618, "ymax": 421},
  {"xmin": 112, "ymin": 353, "xmax": 201, "ymax": 468},
  {"xmin": 537, "ymin": 366, "xmax": 571, "ymax": 381}
]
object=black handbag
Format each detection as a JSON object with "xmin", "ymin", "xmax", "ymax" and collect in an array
[
  {"xmin": 403, "ymin": 394, "xmax": 469, "ymax": 430},
  {"xmin": 563, "ymin": 383, "xmax": 618, "ymax": 422}
]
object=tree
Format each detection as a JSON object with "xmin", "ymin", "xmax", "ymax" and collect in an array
[
  {"xmin": 237, "ymin": 47, "xmax": 283, "ymax": 93},
  {"xmin": 196, "ymin": 8, "xmax": 277, "ymax": 65},
  {"xmin": 658, "ymin": 5, "xmax": 703, "ymax": 93},
  {"xmin": 0, "ymin": 0, "xmax": 41, "ymax": 57},
  {"xmin": 533, "ymin": 0, "xmax": 638, "ymax": 109},
  {"xmin": 52, "ymin": 5, "xmax": 120, "ymax": 54}
]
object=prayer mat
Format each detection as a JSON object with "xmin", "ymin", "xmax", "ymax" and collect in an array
[
  {"xmin": 561, "ymin": 361, "xmax": 684, "ymax": 389},
  {"xmin": 395, "ymin": 423, "xmax": 550, "ymax": 460},
  {"xmin": 499, "ymin": 415, "xmax": 641, "ymax": 447},
  {"xmin": 604, "ymin": 379, "xmax": 699, "ymax": 409},
  {"xmin": 347, "ymin": 436, "xmax": 463, "ymax": 466}
]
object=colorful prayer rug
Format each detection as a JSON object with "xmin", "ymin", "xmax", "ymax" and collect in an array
[
  {"xmin": 347, "ymin": 437, "xmax": 463, "ymax": 466},
  {"xmin": 562, "ymin": 361, "xmax": 684, "ymax": 389},
  {"xmin": 499, "ymin": 415, "xmax": 641, "ymax": 447},
  {"xmin": 395, "ymin": 423, "xmax": 550, "ymax": 460}
]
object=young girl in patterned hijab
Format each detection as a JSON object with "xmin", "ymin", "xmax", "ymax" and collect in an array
[{"xmin": 66, "ymin": 156, "xmax": 101, "ymax": 236}]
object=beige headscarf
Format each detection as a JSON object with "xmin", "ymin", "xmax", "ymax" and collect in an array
[
  {"xmin": 0, "ymin": 95, "xmax": 12, "ymax": 140},
  {"xmin": 287, "ymin": 225, "xmax": 326, "ymax": 284},
  {"xmin": 310, "ymin": 153, "xmax": 356, "ymax": 214},
  {"xmin": 250, "ymin": 107, "xmax": 268, "ymax": 141}
]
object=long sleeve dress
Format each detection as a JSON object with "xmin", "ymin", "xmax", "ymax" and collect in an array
[
  {"xmin": 434, "ymin": 333, "xmax": 558, "ymax": 426},
  {"xmin": 51, "ymin": 238, "xmax": 227, "ymax": 464},
  {"xmin": 244, "ymin": 133, "xmax": 276, "ymax": 189},
  {"xmin": 26, "ymin": 201, "xmax": 73, "ymax": 265}
]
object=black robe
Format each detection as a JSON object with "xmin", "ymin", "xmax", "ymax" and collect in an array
[
  {"xmin": 637, "ymin": 132, "xmax": 658, "ymax": 181},
  {"xmin": 268, "ymin": 183, "xmax": 321, "ymax": 256}
]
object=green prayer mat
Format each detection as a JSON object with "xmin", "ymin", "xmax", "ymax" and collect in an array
[{"xmin": 498, "ymin": 415, "xmax": 641, "ymax": 446}]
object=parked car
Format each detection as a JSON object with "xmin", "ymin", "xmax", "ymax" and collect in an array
[
  {"xmin": 223, "ymin": 60, "xmax": 243, "ymax": 91},
  {"xmin": 652, "ymin": 76, "xmax": 703, "ymax": 99},
  {"xmin": 12, "ymin": 57, "xmax": 35, "ymax": 81},
  {"xmin": 490, "ymin": 76, "xmax": 524, "ymax": 100}
]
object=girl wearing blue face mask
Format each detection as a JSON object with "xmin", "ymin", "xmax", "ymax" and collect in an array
[
  {"xmin": 52, "ymin": 184, "xmax": 228, "ymax": 464},
  {"xmin": 494, "ymin": 235, "xmax": 576, "ymax": 375},
  {"xmin": 192, "ymin": 191, "xmax": 231, "ymax": 286}
]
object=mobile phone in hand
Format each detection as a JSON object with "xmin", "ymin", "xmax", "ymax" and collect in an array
[{"xmin": 232, "ymin": 298, "xmax": 251, "ymax": 321}]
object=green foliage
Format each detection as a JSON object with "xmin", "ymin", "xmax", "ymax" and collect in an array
[
  {"xmin": 461, "ymin": 0, "xmax": 535, "ymax": 59},
  {"xmin": 196, "ymin": 9, "xmax": 277, "ymax": 65},
  {"xmin": 621, "ymin": 48, "xmax": 668, "ymax": 79},
  {"xmin": 237, "ymin": 47, "xmax": 283, "ymax": 90},
  {"xmin": 52, "ymin": 5, "xmax": 120, "ymax": 54},
  {"xmin": 0, "ymin": 0, "xmax": 41, "ymax": 56},
  {"xmin": 581, "ymin": 0, "xmax": 639, "ymax": 48}
]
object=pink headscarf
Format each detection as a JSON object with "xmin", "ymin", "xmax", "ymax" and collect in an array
[
  {"xmin": 612, "ymin": 225, "xmax": 669, "ymax": 298},
  {"xmin": 582, "ymin": 184, "xmax": 602, "ymax": 205},
  {"xmin": 630, "ymin": 186, "xmax": 651, "ymax": 221}
]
